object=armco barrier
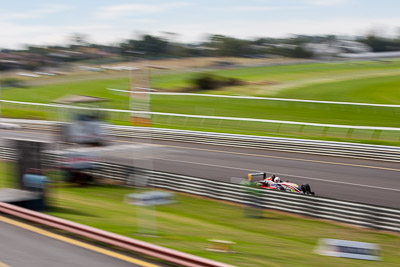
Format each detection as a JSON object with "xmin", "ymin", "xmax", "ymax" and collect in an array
[
  {"xmin": 143, "ymin": 168, "xmax": 400, "ymax": 232},
  {"xmin": 0, "ymin": 202, "xmax": 235, "ymax": 267},
  {"xmin": 107, "ymin": 126, "xmax": 400, "ymax": 162},
  {"xmin": 91, "ymin": 163, "xmax": 400, "ymax": 232},
  {"xmin": 1, "ymin": 118, "xmax": 400, "ymax": 163}
]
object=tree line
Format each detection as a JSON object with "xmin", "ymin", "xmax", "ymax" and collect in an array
[{"xmin": 1, "ymin": 32, "xmax": 400, "ymax": 71}]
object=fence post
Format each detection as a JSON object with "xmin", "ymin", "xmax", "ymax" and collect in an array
[
  {"xmin": 277, "ymin": 123, "xmax": 282, "ymax": 133},
  {"xmin": 322, "ymin": 127, "xmax": 329, "ymax": 137},
  {"xmin": 372, "ymin": 130, "xmax": 381, "ymax": 140},
  {"xmin": 346, "ymin": 128, "xmax": 354, "ymax": 138},
  {"xmin": 298, "ymin": 125, "xmax": 305, "ymax": 135}
]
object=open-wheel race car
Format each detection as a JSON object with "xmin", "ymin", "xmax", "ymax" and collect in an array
[{"xmin": 248, "ymin": 172, "xmax": 315, "ymax": 195}]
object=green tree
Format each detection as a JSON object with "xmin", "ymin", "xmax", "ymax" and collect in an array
[
  {"xmin": 358, "ymin": 33, "xmax": 400, "ymax": 52},
  {"xmin": 205, "ymin": 35, "xmax": 257, "ymax": 57},
  {"xmin": 120, "ymin": 35, "xmax": 169, "ymax": 57}
]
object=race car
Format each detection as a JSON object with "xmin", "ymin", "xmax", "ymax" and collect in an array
[{"xmin": 247, "ymin": 172, "xmax": 315, "ymax": 195}]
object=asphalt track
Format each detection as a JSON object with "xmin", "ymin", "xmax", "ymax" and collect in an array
[
  {"xmin": 0, "ymin": 129, "xmax": 399, "ymax": 209},
  {"xmin": 0, "ymin": 216, "xmax": 159, "ymax": 267}
]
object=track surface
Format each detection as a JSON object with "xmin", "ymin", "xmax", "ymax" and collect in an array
[
  {"xmin": 0, "ymin": 217, "xmax": 157, "ymax": 267},
  {"xmin": 1, "ymin": 129, "xmax": 399, "ymax": 209}
]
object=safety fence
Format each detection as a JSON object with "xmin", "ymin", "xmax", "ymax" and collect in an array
[
  {"xmin": 107, "ymin": 125, "xmax": 400, "ymax": 162},
  {"xmin": 1, "ymin": 147, "xmax": 399, "ymax": 233},
  {"xmin": 2, "ymin": 118, "xmax": 400, "ymax": 162},
  {"xmin": 94, "ymin": 163, "xmax": 400, "ymax": 233},
  {"xmin": 1, "ymin": 99, "xmax": 400, "ymax": 143},
  {"xmin": 108, "ymin": 88, "xmax": 400, "ymax": 108}
]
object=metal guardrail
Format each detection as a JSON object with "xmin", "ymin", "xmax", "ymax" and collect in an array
[
  {"xmin": 2, "ymin": 118, "xmax": 400, "ymax": 163},
  {"xmin": 1, "ymin": 147, "xmax": 399, "ymax": 233},
  {"xmin": 108, "ymin": 125, "xmax": 400, "ymax": 162},
  {"xmin": 0, "ymin": 202, "xmax": 235, "ymax": 267},
  {"xmin": 103, "ymin": 164, "xmax": 400, "ymax": 233}
]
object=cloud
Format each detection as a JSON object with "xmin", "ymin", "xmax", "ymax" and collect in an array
[
  {"xmin": 0, "ymin": 4, "xmax": 72, "ymax": 21},
  {"xmin": 96, "ymin": 2, "xmax": 192, "ymax": 19},
  {"xmin": 0, "ymin": 20, "xmax": 119, "ymax": 49},
  {"xmin": 4, "ymin": 15, "xmax": 400, "ymax": 49},
  {"xmin": 223, "ymin": 5, "xmax": 302, "ymax": 12},
  {"xmin": 1, "ymin": 1, "xmax": 399, "ymax": 50},
  {"xmin": 154, "ymin": 17, "xmax": 400, "ymax": 43},
  {"xmin": 304, "ymin": 0, "xmax": 349, "ymax": 6}
]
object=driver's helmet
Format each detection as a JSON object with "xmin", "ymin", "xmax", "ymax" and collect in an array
[{"xmin": 274, "ymin": 177, "xmax": 281, "ymax": 183}]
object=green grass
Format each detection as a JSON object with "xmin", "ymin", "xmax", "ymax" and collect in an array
[
  {"xmin": 276, "ymin": 74, "xmax": 400, "ymax": 104},
  {"xmin": 1, "ymin": 161, "xmax": 399, "ymax": 266},
  {"xmin": 1, "ymin": 108, "xmax": 49, "ymax": 120},
  {"xmin": 1, "ymin": 77, "xmax": 129, "ymax": 109},
  {"xmin": 4, "ymin": 78, "xmax": 399, "ymax": 126},
  {"xmin": 150, "ymin": 91, "xmax": 400, "ymax": 127},
  {"xmin": 152, "ymin": 59, "xmax": 400, "ymax": 91},
  {"xmin": 0, "ymin": 161, "xmax": 16, "ymax": 188},
  {"xmin": 1, "ymin": 60, "xmax": 400, "ymax": 146}
]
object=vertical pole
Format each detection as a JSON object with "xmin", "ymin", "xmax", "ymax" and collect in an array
[
  {"xmin": 322, "ymin": 127, "xmax": 329, "ymax": 137},
  {"xmin": 128, "ymin": 55, "xmax": 135, "ymax": 186},
  {"xmin": 346, "ymin": 128, "xmax": 354, "ymax": 139},
  {"xmin": 0, "ymin": 79, "xmax": 2, "ymax": 118},
  {"xmin": 129, "ymin": 65, "xmax": 135, "ymax": 123}
]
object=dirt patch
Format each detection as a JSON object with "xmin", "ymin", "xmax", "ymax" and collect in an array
[
  {"xmin": 247, "ymin": 80, "xmax": 280, "ymax": 86},
  {"xmin": 99, "ymin": 57, "xmax": 311, "ymax": 71}
]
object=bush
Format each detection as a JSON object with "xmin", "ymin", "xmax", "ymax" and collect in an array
[
  {"xmin": 191, "ymin": 73, "xmax": 243, "ymax": 90},
  {"xmin": 191, "ymin": 73, "xmax": 220, "ymax": 90},
  {"xmin": 0, "ymin": 78, "xmax": 26, "ymax": 88}
]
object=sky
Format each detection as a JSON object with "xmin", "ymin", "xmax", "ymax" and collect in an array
[{"xmin": 1, "ymin": 0, "xmax": 399, "ymax": 49}]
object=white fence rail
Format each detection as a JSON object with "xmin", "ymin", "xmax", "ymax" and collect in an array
[
  {"xmin": 108, "ymin": 88, "xmax": 400, "ymax": 108},
  {"xmin": 1, "ymin": 99, "xmax": 400, "ymax": 142},
  {"xmin": 2, "ymin": 99, "xmax": 400, "ymax": 130}
]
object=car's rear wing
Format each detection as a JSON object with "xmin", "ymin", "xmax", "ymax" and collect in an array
[{"xmin": 247, "ymin": 172, "xmax": 266, "ymax": 181}]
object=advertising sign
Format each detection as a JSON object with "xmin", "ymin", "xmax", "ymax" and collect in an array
[
  {"xmin": 125, "ymin": 191, "xmax": 176, "ymax": 206},
  {"xmin": 315, "ymin": 238, "xmax": 381, "ymax": 261}
]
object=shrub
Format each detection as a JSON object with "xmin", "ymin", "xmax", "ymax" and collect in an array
[
  {"xmin": 0, "ymin": 78, "xmax": 26, "ymax": 88},
  {"xmin": 191, "ymin": 73, "xmax": 243, "ymax": 90}
]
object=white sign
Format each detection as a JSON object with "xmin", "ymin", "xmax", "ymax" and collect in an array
[
  {"xmin": 315, "ymin": 238, "xmax": 381, "ymax": 261},
  {"xmin": 125, "ymin": 191, "xmax": 176, "ymax": 206}
]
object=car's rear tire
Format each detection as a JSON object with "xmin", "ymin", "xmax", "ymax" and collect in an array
[{"xmin": 301, "ymin": 184, "xmax": 315, "ymax": 195}]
